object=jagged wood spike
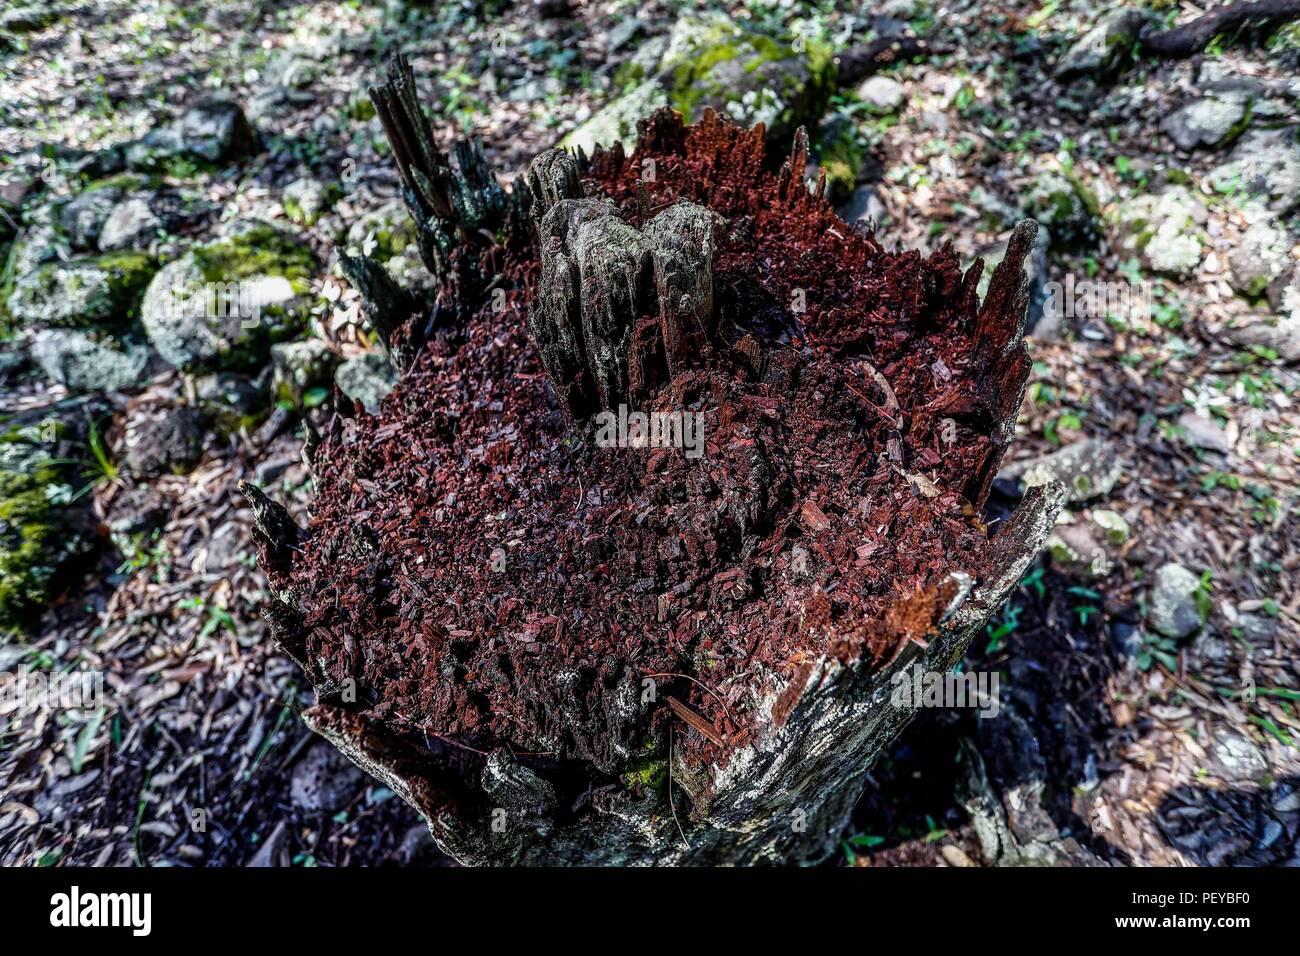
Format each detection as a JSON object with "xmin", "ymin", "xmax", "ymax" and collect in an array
[
  {"xmin": 239, "ymin": 480, "xmax": 304, "ymax": 580},
  {"xmin": 337, "ymin": 252, "xmax": 424, "ymax": 371},
  {"xmin": 301, "ymin": 418, "xmax": 322, "ymax": 471}
]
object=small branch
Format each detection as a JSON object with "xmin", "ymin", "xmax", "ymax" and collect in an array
[
  {"xmin": 834, "ymin": 37, "xmax": 952, "ymax": 87},
  {"xmin": 1140, "ymin": 0, "xmax": 1300, "ymax": 57}
]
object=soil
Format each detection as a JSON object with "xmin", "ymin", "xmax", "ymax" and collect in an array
[{"xmin": 285, "ymin": 109, "xmax": 1029, "ymax": 781}]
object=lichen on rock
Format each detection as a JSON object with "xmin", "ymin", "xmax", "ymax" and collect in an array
[{"xmin": 139, "ymin": 220, "xmax": 315, "ymax": 371}]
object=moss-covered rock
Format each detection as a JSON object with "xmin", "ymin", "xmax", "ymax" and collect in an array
[
  {"xmin": 29, "ymin": 327, "xmax": 158, "ymax": 392},
  {"xmin": 1024, "ymin": 168, "xmax": 1100, "ymax": 251},
  {"xmin": 139, "ymin": 220, "xmax": 316, "ymax": 372},
  {"xmin": 1111, "ymin": 186, "xmax": 1206, "ymax": 279},
  {"xmin": 283, "ymin": 177, "xmax": 340, "ymax": 227},
  {"xmin": 272, "ymin": 338, "xmax": 339, "ymax": 405},
  {"xmin": 564, "ymin": 14, "xmax": 836, "ymax": 154},
  {"xmin": 0, "ymin": 399, "xmax": 103, "ymax": 635},
  {"xmin": 6, "ymin": 249, "xmax": 156, "ymax": 330}
]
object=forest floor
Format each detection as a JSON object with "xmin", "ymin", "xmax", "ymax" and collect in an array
[{"xmin": 1, "ymin": 0, "xmax": 1297, "ymax": 867}]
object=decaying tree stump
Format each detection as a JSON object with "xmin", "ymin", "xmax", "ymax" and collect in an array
[{"xmin": 241, "ymin": 55, "xmax": 1064, "ymax": 865}]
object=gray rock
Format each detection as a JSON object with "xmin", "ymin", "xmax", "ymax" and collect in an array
[
  {"xmin": 1222, "ymin": 311, "xmax": 1300, "ymax": 363},
  {"xmin": 335, "ymin": 352, "xmax": 398, "ymax": 415},
  {"xmin": 1210, "ymin": 727, "xmax": 1268, "ymax": 783},
  {"xmin": 1112, "ymin": 186, "xmax": 1206, "ymax": 279},
  {"xmin": 290, "ymin": 741, "xmax": 365, "ymax": 814},
  {"xmin": 1023, "ymin": 169, "xmax": 1098, "ymax": 250},
  {"xmin": 195, "ymin": 372, "xmax": 266, "ymax": 432},
  {"xmin": 29, "ymin": 328, "xmax": 156, "ymax": 392},
  {"xmin": 1176, "ymin": 411, "xmax": 1231, "ymax": 454},
  {"xmin": 247, "ymin": 85, "xmax": 316, "ymax": 126},
  {"xmin": 1055, "ymin": 10, "xmax": 1147, "ymax": 81},
  {"xmin": 99, "ymin": 196, "xmax": 162, "ymax": 252},
  {"xmin": 857, "ymin": 76, "xmax": 907, "ymax": 114},
  {"xmin": 999, "ymin": 437, "xmax": 1122, "ymax": 502},
  {"xmin": 0, "ymin": 5, "xmax": 59, "ymax": 32},
  {"xmin": 1238, "ymin": 612, "xmax": 1278, "ymax": 645},
  {"xmin": 122, "ymin": 404, "xmax": 207, "ymax": 477},
  {"xmin": 1148, "ymin": 562, "xmax": 1204, "ymax": 640},
  {"xmin": 271, "ymin": 339, "xmax": 338, "ymax": 403},
  {"xmin": 138, "ymin": 221, "xmax": 314, "ymax": 372},
  {"xmin": 1228, "ymin": 213, "xmax": 1291, "ymax": 297},
  {"xmin": 127, "ymin": 97, "xmax": 258, "ymax": 169},
  {"xmin": 1209, "ymin": 128, "xmax": 1300, "ymax": 214},
  {"xmin": 1162, "ymin": 94, "xmax": 1250, "ymax": 151},
  {"xmin": 59, "ymin": 187, "xmax": 122, "ymax": 250},
  {"xmin": 6, "ymin": 251, "xmax": 155, "ymax": 330}
]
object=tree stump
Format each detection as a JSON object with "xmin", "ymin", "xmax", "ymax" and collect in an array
[{"xmin": 241, "ymin": 56, "xmax": 1063, "ymax": 865}]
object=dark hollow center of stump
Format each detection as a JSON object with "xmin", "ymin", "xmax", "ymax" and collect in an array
[{"xmin": 283, "ymin": 110, "xmax": 1032, "ymax": 779}]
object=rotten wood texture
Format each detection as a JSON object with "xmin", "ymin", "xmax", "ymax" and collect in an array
[
  {"xmin": 525, "ymin": 161, "xmax": 718, "ymax": 415},
  {"xmin": 1140, "ymin": 0, "xmax": 1300, "ymax": 57}
]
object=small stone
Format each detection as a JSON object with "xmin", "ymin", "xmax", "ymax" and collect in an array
[
  {"xmin": 195, "ymin": 372, "xmax": 266, "ymax": 433},
  {"xmin": 1176, "ymin": 412, "xmax": 1231, "ymax": 454},
  {"xmin": 839, "ymin": 185, "xmax": 887, "ymax": 229},
  {"xmin": 1023, "ymin": 169, "xmax": 1098, "ymax": 251},
  {"xmin": 1147, "ymin": 562, "xmax": 1204, "ymax": 640},
  {"xmin": 272, "ymin": 339, "xmax": 339, "ymax": 404},
  {"xmin": 1090, "ymin": 509, "xmax": 1129, "ymax": 545},
  {"xmin": 99, "ymin": 196, "xmax": 162, "ymax": 252},
  {"xmin": 283, "ymin": 177, "xmax": 334, "ymax": 227},
  {"xmin": 59, "ymin": 187, "xmax": 122, "ymax": 250},
  {"xmin": 122, "ymin": 404, "xmax": 207, "ymax": 477},
  {"xmin": 105, "ymin": 484, "xmax": 169, "ymax": 556},
  {"xmin": 1162, "ymin": 94, "xmax": 1250, "ymax": 151},
  {"xmin": 857, "ymin": 76, "xmax": 906, "ymax": 114},
  {"xmin": 1209, "ymin": 727, "xmax": 1268, "ymax": 783},
  {"xmin": 127, "ymin": 97, "xmax": 258, "ymax": 170},
  {"xmin": 290, "ymin": 741, "xmax": 365, "ymax": 814},
  {"xmin": 335, "ymin": 352, "xmax": 398, "ymax": 415}
]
